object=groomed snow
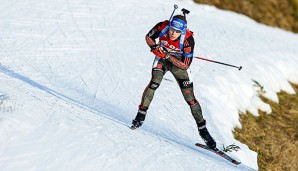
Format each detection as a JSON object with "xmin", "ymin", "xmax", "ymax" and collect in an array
[{"xmin": 1, "ymin": 0, "xmax": 298, "ymax": 170}]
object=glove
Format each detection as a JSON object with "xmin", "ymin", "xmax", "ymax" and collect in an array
[{"xmin": 151, "ymin": 46, "xmax": 169, "ymax": 59}]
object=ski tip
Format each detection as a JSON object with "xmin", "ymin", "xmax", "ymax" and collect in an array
[
  {"xmin": 232, "ymin": 160, "xmax": 241, "ymax": 165},
  {"xmin": 195, "ymin": 143, "xmax": 202, "ymax": 146},
  {"xmin": 234, "ymin": 161, "xmax": 241, "ymax": 165}
]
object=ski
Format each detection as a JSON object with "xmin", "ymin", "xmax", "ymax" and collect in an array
[
  {"xmin": 130, "ymin": 125, "xmax": 138, "ymax": 130},
  {"xmin": 195, "ymin": 143, "xmax": 241, "ymax": 165},
  {"xmin": 130, "ymin": 120, "xmax": 142, "ymax": 130}
]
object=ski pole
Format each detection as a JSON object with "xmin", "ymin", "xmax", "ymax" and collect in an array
[
  {"xmin": 195, "ymin": 56, "xmax": 242, "ymax": 70},
  {"xmin": 169, "ymin": 5, "xmax": 178, "ymax": 21}
]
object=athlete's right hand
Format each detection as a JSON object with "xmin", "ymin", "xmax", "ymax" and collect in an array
[{"xmin": 151, "ymin": 46, "xmax": 168, "ymax": 59}]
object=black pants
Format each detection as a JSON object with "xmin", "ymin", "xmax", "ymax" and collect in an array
[{"xmin": 139, "ymin": 57, "xmax": 204, "ymax": 124}]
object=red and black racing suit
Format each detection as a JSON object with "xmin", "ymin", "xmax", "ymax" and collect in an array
[{"xmin": 139, "ymin": 20, "xmax": 205, "ymax": 125}]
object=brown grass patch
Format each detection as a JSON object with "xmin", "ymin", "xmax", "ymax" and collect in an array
[
  {"xmin": 193, "ymin": 0, "xmax": 298, "ymax": 33},
  {"xmin": 233, "ymin": 83, "xmax": 298, "ymax": 170}
]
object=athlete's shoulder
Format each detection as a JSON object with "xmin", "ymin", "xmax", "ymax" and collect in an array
[
  {"xmin": 184, "ymin": 29, "xmax": 194, "ymax": 41},
  {"xmin": 153, "ymin": 20, "xmax": 169, "ymax": 32},
  {"xmin": 186, "ymin": 29, "xmax": 194, "ymax": 36},
  {"xmin": 184, "ymin": 30, "xmax": 195, "ymax": 47},
  {"xmin": 160, "ymin": 20, "xmax": 170, "ymax": 28}
]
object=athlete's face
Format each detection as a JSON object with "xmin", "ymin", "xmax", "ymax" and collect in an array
[{"xmin": 168, "ymin": 27, "xmax": 182, "ymax": 40}]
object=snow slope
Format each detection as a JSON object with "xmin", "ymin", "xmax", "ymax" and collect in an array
[{"xmin": 1, "ymin": 0, "xmax": 298, "ymax": 170}]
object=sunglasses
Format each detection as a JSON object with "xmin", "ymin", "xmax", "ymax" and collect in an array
[{"xmin": 169, "ymin": 27, "xmax": 182, "ymax": 33}]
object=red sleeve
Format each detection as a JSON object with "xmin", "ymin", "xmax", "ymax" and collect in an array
[
  {"xmin": 181, "ymin": 35, "xmax": 195, "ymax": 67},
  {"xmin": 145, "ymin": 22, "xmax": 163, "ymax": 49}
]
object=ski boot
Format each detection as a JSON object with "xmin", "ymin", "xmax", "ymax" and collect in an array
[
  {"xmin": 197, "ymin": 120, "xmax": 216, "ymax": 149},
  {"xmin": 131, "ymin": 109, "xmax": 147, "ymax": 130}
]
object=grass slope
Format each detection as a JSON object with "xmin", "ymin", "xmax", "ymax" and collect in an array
[
  {"xmin": 234, "ymin": 83, "xmax": 298, "ymax": 171},
  {"xmin": 194, "ymin": 0, "xmax": 298, "ymax": 33}
]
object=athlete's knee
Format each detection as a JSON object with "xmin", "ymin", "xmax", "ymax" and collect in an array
[
  {"xmin": 177, "ymin": 78, "xmax": 193, "ymax": 89},
  {"xmin": 148, "ymin": 81, "xmax": 160, "ymax": 90},
  {"xmin": 149, "ymin": 70, "xmax": 163, "ymax": 90}
]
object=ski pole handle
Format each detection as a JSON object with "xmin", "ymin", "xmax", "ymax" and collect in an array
[
  {"xmin": 195, "ymin": 56, "xmax": 242, "ymax": 70},
  {"xmin": 169, "ymin": 5, "xmax": 178, "ymax": 21}
]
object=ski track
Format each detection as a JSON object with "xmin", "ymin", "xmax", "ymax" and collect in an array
[{"xmin": 0, "ymin": 65, "xmax": 254, "ymax": 171}]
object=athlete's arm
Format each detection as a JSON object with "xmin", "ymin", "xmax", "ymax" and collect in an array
[
  {"xmin": 181, "ymin": 35, "xmax": 195, "ymax": 67},
  {"xmin": 168, "ymin": 35, "xmax": 195, "ymax": 70},
  {"xmin": 145, "ymin": 22, "xmax": 163, "ymax": 49}
]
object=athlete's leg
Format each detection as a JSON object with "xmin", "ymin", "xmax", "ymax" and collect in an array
[
  {"xmin": 171, "ymin": 67, "xmax": 204, "ymax": 124},
  {"xmin": 132, "ymin": 57, "xmax": 168, "ymax": 128},
  {"xmin": 171, "ymin": 67, "xmax": 216, "ymax": 148}
]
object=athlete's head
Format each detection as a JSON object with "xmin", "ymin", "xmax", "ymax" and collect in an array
[{"xmin": 169, "ymin": 15, "xmax": 187, "ymax": 40}]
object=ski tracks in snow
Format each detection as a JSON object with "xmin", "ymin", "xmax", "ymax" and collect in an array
[
  {"xmin": 0, "ymin": 0, "xmax": 262, "ymax": 170},
  {"xmin": 0, "ymin": 67, "xmax": 254, "ymax": 171}
]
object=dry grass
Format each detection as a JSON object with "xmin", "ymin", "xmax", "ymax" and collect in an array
[
  {"xmin": 193, "ymin": 0, "xmax": 298, "ymax": 33},
  {"xmin": 233, "ymin": 83, "xmax": 298, "ymax": 171}
]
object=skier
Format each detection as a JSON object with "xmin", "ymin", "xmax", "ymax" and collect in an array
[{"xmin": 131, "ymin": 10, "xmax": 216, "ymax": 149}]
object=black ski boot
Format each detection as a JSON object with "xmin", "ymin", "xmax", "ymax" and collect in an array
[
  {"xmin": 131, "ymin": 109, "xmax": 147, "ymax": 130},
  {"xmin": 197, "ymin": 120, "xmax": 216, "ymax": 149}
]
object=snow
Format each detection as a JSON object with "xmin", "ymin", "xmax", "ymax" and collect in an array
[{"xmin": 0, "ymin": 0, "xmax": 298, "ymax": 170}]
